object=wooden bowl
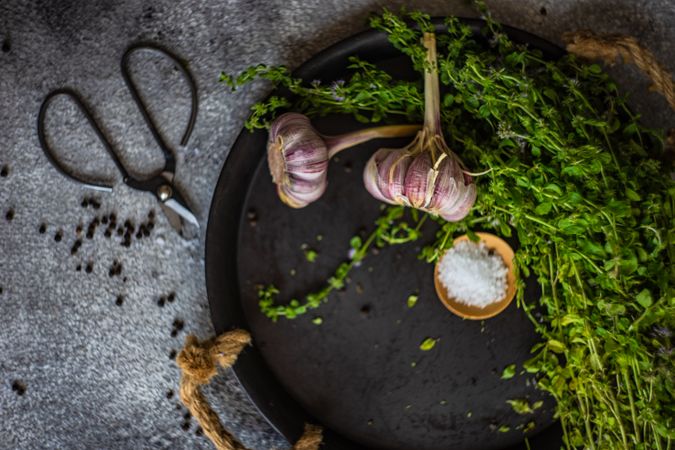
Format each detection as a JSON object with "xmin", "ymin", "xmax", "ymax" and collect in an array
[{"xmin": 434, "ymin": 232, "xmax": 517, "ymax": 320}]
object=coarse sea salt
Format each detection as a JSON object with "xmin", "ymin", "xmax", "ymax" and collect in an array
[{"xmin": 438, "ymin": 240, "xmax": 508, "ymax": 308}]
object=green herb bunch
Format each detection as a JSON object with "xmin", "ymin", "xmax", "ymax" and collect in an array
[{"xmin": 221, "ymin": 9, "xmax": 674, "ymax": 450}]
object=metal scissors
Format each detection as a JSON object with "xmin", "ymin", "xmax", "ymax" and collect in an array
[{"xmin": 37, "ymin": 42, "xmax": 199, "ymax": 238}]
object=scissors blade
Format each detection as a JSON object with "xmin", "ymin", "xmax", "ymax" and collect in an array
[
  {"xmin": 163, "ymin": 198, "xmax": 199, "ymax": 227},
  {"xmin": 160, "ymin": 202, "xmax": 184, "ymax": 233}
]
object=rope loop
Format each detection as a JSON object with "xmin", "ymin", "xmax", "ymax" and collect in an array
[{"xmin": 177, "ymin": 330, "xmax": 323, "ymax": 450}]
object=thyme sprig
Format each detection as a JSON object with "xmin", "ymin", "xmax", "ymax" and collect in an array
[{"xmin": 258, "ymin": 206, "xmax": 423, "ymax": 321}]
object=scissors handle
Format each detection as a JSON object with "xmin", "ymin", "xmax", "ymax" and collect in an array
[
  {"xmin": 121, "ymin": 42, "xmax": 198, "ymax": 175},
  {"xmin": 37, "ymin": 88, "xmax": 131, "ymax": 192}
]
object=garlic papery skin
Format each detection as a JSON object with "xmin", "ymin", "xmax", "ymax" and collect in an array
[
  {"xmin": 268, "ymin": 113, "xmax": 329, "ymax": 208},
  {"xmin": 267, "ymin": 112, "xmax": 420, "ymax": 208},
  {"xmin": 363, "ymin": 32, "xmax": 477, "ymax": 222}
]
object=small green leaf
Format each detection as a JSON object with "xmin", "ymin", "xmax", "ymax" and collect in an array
[
  {"xmin": 625, "ymin": 188, "xmax": 641, "ymax": 202},
  {"xmin": 312, "ymin": 317, "xmax": 323, "ymax": 325},
  {"xmin": 498, "ymin": 425, "xmax": 511, "ymax": 433},
  {"xmin": 407, "ymin": 294, "xmax": 418, "ymax": 308},
  {"xmin": 604, "ymin": 302, "xmax": 626, "ymax": 316},
  {"xmin": 350, "ymin": 236, "xmax": 363, "ymax": 250},
  {"xmin": 507, "ymin": 399, "xmax": 534, "ymax": 414},
  {"xmin": 623, "ymin": 122, "xmax": 639, "ymax": 135},
  {"xmin": 543, "ymin": 183, "xmax": 563, "ymax": 195},
  {"xmin": 560, "ymin": 314, "xmax": 582, "ymax": 326},
  {"xmin": 534, "ymin": 202, "xmax": 552, "ymax": 215},
  {"xmin": 636, "ymin": 289, "xmax": 653, "ymax": 309},
  {"xmin": 304, "ymin": 249, "xmax": 318, "ymax": 262},
  {"xmin": 419, "ymin": 337, "xmax": 437, "ymax": 351},
  {"xmin": 588, "ymin": 64, "xmax": 602, "ymax": 74},
  {"xmin": 562, "ymin": 166, "xmax": 583, "ymax": 177},
  {"xmin": 547, "ymin": 339, "xmax": 566, "ymax": 353},
  {"xmin": 501, "ymin": 364, "xmax": 517, "ymax": 379}
]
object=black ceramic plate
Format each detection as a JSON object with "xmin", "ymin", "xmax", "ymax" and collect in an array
[{"xmin": 207, "ymin": 18, "xmax": 565, "ymax": 450}]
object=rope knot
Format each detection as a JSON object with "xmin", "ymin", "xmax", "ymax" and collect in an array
[
  {"xmin": 177, "ymin": 335, "xmax": 219, "ymax": 383},
  {"xmin": 177, "ymin": 329, "xmax": 323, "ymax": 450},
  {"xmin": 177, "ymin": 330, "xmax": 252, "ymax": 384}
]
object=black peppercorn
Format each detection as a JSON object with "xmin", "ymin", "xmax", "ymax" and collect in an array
[
  {"xmin": 38, "ymin": 223, "xmax": 46, "ymax": 234},
  {"xmin": 76, "ymin": 264, "xmax": 82, "ymax": 272},
  {"xmin": 115, "ymin": 295, "xmax": 124, "ymax": 306},
  {"xmin": 168, "ymin": 349, "xmax": 177, "ymax": 360},
  {"xmin": 5, "ymin": 209, "xmax": 14, "ymax": 221},
  {"xmin": 11, "ymin": 380, "xmax": 26, "ymax": 396},
  {"xmin": 54, "ymin": 231, "xmax": 63, "ymax": 242},
  {"xmin": 0, "ymin": 165, "xmax": 9, "ymax": 177},
  {"xmin": 76, "ymin": 224, "xmax": 83, "ymax": 234},
  {"xmin": 166, "ymin": 390, "xmax": 174, "ymax": 399},
  {"xmin": 85, "ymin": 262, "xmax": 93, "ymax": 273},
  {"xmin": 104, "ymin": 229, "xmax": 112, "ymax": 238},
  {"xmin": 148, "ymin": 210, "xmax": 155, "ymax": 220},
  {"xmin": 157, "ymin": 297, "xmax": 166, "ymax": 307},
  {"xmin": 167, "ymin": 292, "xmax": 175, "ymax": 303},
  {"xmin": 81, "ymin": 198, "xmax": 89, "ymax": 208},
  {"xmin": 70, "ymin": 240, "xmax": 82, "ymax": 255},
  {"xmin": 135, "ymin": 231, "xmax": 142, "ymax": 239},
  {"xmin": 101, "ymin": 216, "xmax": 108, "ymax": 225}
]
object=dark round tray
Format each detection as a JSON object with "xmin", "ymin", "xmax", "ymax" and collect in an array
[{"xmin": 206, "ymin": 18, "xmax": 564, "ymax": 450}]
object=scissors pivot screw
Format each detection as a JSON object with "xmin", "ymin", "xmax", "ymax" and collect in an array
[{"xmin": 157, "ymin": 185, "xmax": 173, "ymax": 201}]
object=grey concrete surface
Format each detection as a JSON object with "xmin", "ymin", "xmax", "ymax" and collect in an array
[{"xmin": 0, "ymin": 1, "xmax": 672, "ymax": 449}]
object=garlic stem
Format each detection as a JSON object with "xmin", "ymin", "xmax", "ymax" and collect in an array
[
  {"xmin": 362, "ymin": 32, "xmax": 477, "ymax": 222},
  {"xmin": 325, "ymin": 124, "xmax": 421, "ymax": 158},
  {"xmin": 423, "ymin": 32, "xmax": 441, "ymax": 136}
]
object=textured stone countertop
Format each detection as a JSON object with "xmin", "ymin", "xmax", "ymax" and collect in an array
[{"xmin": 0, "ymin": 1, "xmax": 673, "ymax": 449}]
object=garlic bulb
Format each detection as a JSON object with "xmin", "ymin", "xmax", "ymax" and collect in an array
[
  {"xmin": 363, "ymin": 32, "xmax": 477, "ymax": 221},
  {"xmin": 267, "ymin": 112, "xmax": 420, "ymax": 208}
]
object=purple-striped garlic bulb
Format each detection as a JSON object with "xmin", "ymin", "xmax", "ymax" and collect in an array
[
  {"xmin": 363, "ymin": 32, "xmax": 477, "ymax": 222},
  {"xmin": 267, "ymin": 112, "xmax": 420, "ymax": 208}
]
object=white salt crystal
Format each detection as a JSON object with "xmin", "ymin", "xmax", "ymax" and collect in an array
[{"xmin": 438, "ymin": 240, "xmax": 508, "ymax": 308}]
